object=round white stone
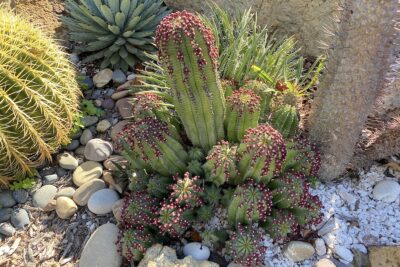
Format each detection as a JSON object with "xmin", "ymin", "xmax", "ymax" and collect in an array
[
  {"xmin": 88, "ymin": 189, "xmax": 119, "ymax": 215},
  {"xmin": 372, "ymin": 180, "xmax": 400, "ymax": 203},
  {"xmin": 183, "ymin": 242, "xmax": 210, "ymax": 261},
  {"xmin": 334, "ymin": 245, "xmax": 353, "ymax": 263}
]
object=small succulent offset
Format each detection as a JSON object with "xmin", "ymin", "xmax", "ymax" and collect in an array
[
  {"xmin": 120, "ymin": 226, "xmax": 155, "ymax": 262},
  {"xmin": 63, "ymin": 0, "xmax": 170, "ymax": 71},
  {"xmin": 226, "ymin": 224, "xmax": 267, "ymax": 266}
]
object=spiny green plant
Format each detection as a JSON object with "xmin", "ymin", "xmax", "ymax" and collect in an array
[
  {"xmin": 81, "ymin": 99, "xmax": 104, "ymax": 117},
  {"xmin": 262, "ymin": 209, "xmax": 298, "ymax": 240},
  {"xmin": 0, "ymin": 9, "xmax": 81, "ymax": 185},
  {"xmin": 121, "ymin": 191, "xmax": 159, "ymax": 228},
  {"xmin": 203, "ymin": 140, "xmax": 239, "ymax": 186},
  {"xmin": 155, "ymin": 10, "xmax": 226, "ymax": 151},
  {"xmin": 63, "ymin": 0, "xmax": 170, "ymax": 71},
  {"xmin": 225, "ymin": 88, "xmax": 261, "ymax": 142},
  {"xmin": 237, "ymin": 124, "xmax": 287, "ymax": 184},
  {"xmin": 116, "ymin": 117, "xmax": 188, "ymax": 176},
  {"xmin": 119, "ymin": 226, "xmax": 155, "ymax": 262},
  {"xmin": 227, "ymin": 179, "xmax": 272, "ymax": 226},
  {"xmin": 271, "ymin": 104, "xmax": 299, "ymax": 139},
  {"xmin": 290, "ymin": 194, "xmax": 323, "ymax": 226},
  {"xmin": 9, "ymin": 177, "xmax": 36, "ymax": 191},
  {"xmin": 146, "ymin": 175, "xmax": 172, "ymax": 199},
  {"xmin": 225, "ymin": 224, "xmax": 267, "ymax": 266},
  {"xmin": 244, "ymin": 80, "xmax": 276, "ymax": 120},
  {"xmin": 268, "ymin": 172, "xmax": 308, "ymax": 209}
]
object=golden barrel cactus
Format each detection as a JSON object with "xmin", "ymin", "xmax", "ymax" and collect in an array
[{"xmin": 0, "ymin": 10, "xmax": 81, "ymax": 185}]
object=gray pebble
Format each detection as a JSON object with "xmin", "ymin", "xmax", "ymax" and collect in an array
[
  {"xmin": 12, "ymin": 190, "xmax": 29, "ymax": 204},
  {"xmin": 56, "ymin": 167, "xmax": 67, "ymax": 177},
  {"xmin": 0, "ymin": 191, "xmax": 16, "ymax": 208},
  {"xmin": 0, "ymin": 208, "xmax": 13, "ymax": 223},
  {"xmin": 66, "ymin": 139, "xmax": 80, "ymax": 151},
  {"xmin": 0, "ymin": 223, "xmax": 16, "ymax": 237},
  {"xmin": 80, "ymin": 129, "xmax": 93, "ymax": 145},
  {"xmin": 112, "ymin": 70, "xmax": 127, "ymax": 84},
  {"xmin": 10, "ymin": 208, "xmax": 30, "ymax": 229},
  {"xmin": 81, "ymin": 116, "xmax": 99, "ymax": 127},
  {"xmin": 44, "ymin": 174, "xmax": 59, "ymax": 185}
]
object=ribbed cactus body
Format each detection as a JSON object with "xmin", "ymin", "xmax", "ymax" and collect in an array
[
  {"xmin": 203, "ymin": 141, "xmax": 239, "ymax": 186},
  {"xmin": 268, "ymin": 172, "xmax": 308, "ymax": 209},
  {"xmin": 236, "ymin": 124, "xmax": 287, "ymax": 184},
  {"xmin": 155, "ymin": 11, "xmax": 225, "ymax": 151},
  {"xmin": 227, "ymin": 180, "xmax": 272, "ymax": 226},
  {"xmin": 117, "ymin": 117, "xmax": 188, "ymax": 176},
  {"xmin": 0, "ymin": 10, "xmax": 80, "ymax": 185},
  {"xmin": 271, "ymin": 104, "xmax": 299, "ymax": 139},
  {"xmin": 147, "ymin": 175, "xmax": 172, "ymax": 199},
  {"xmin": 245, "ymin": 80, "xmax": 275, "ymax": 119},
  {"xmin": 262, "ymin": 209, "xmax": 298, "ymax": 240},
  {"xmin": 121, "ymin": 227, "xmax": 155, "ymax": 262},
  {"xmin": 225, "ymin": 88, "xmax": 261, "ymax": 143}
]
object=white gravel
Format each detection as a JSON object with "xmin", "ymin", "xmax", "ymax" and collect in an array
[{"xmin": 263, "ymin": 165, "xmax": 400, "ymax": 266}]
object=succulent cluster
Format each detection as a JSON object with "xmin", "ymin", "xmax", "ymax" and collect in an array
[
  {"xmin": 63, "ymin": 0, "xmax": 170, "ymax": 71},
  {"xmin": 226, "ymin": 224, "xmax": 267, "ymax": 266},
  {"xmin": 116, "ymin": 10, "xmax": 323, "ymax": 266},
  {"xmin": 0, "ymin": 9, "xmax": 80, "ymax": 185}
]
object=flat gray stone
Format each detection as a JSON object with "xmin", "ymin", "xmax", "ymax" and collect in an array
[
  {"xmin": 66, "ymin": 139, "xmax": 80, "ymax": 151},
  {"xmin": 44, "ymin": 174, "xmax": 59, "ymax": 185},
  {"xmin": 84, "ymin": 139, "xmax": 113, "ymax": 162},
  {"xmin": 93, "ymin": 69, "xmax": 113, "ymax": 88},
  {"xmin": 73, "ymin": 179, "xmax": 105, "ymax": 206},
  {"xmin": 32, "ymin": 185, "xmax": 57, "ymax": 209},
  {"xmin": 79, "ymin": 223, "xmax": 122, "ymax": 267},
  {"xmin": 81, "ymin": 116, "xmax": 99, "ymax": 127},
  {"xmin": 112, "ymin": 69, "xmax": 127, "ymax": 84},
  {"xmin": 0, "ymin": 222, "xmax": 15, "ymax": 237},
  {"xmin": 88, "ymin": 189, "xmax": 119, "ymax": 215},
  {"xmin": 96, "ymin": 120, "xmax": 112, "ymax": 133},
  {"xmin": 0, "ymin": 208, "xmax": 12, "ymax": 223},
  {"xmin": 80, "ymin": 129, "xmax": 93, "ymax": 145},
  {"xmin": 10, "ymin": 208, "xmax": 30, "ymax": 229},
  {"xmin": 0, "ymin": 190, "xmax": 16, "ymax": 208},
  {"xmin": 284, "ymin": 241, "xmax": 315, "ymax": 262},
  {"xmin": 12, "ymin": 190, "xmax": 29, "ymax": 204}
]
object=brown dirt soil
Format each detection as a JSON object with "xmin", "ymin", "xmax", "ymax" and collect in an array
[{"xmin": 14, "ymin": 0, "xmax": 69, "ymax": 44}]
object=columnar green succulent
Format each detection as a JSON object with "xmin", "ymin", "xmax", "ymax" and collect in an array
[
  {"xmin": 196, "ymin": 205, "xmax": 214, "ymax": 222},
  {"xmin": 63, "ymin": 0, "xmax": 170, "ymax": 71},
  {"xmin": 262, "ymin": 209, "xmax": 298, "ymax": 240},
  {"xmin": 225, "ymin": 224, "xmax": 267, "ymax": 266},
  {"xmin": 121, "ymin": 191, "xmax": 159, "ymax": 227},
  {"xmin": 290, "ymin": 194, "xmax": 323, "ymax": 226},
  {"xmin": 120, "ymin": 226, "xmax": 155, "ymax": 262},
  {"xmin": 225, "ymin": 88, "xmax": 261, "ymax": 142},
  {"xmin": 203, "ymin": 185, "xmax": 222, "ymax": 207},
  {"xmin": 0, "ymin": 10, "xmax": 81, "ymax": 185},
  {"xmin": 268, "ymin": 172, "xmax": 308, "ymax": 209},
  {"xmin": 237, "ymin": 124, "xmax": 287, "ymax": 184},
  {"xmin": 170, "ymin": 172, "xmax": 203, "ymax": 208},
  {"xmin": 271, "ymin": 104, "xmax": 299, "ymax": 139},
  {"xmin": 116, "ymin": 117, "xmax": 188, "ymax": 176},
  {"xmin": 244, "ymin": 80, "xmax": 275, "ymax": 119},
  {"xmin": 227, "ymin": 180, "xmax": 272, "ymax": 226},
  {"xmin": 203, "ymin": 141, "xmax": 239, "ymax": 186},
  {"xmin": 146, "ymin": 175, "xmax": 172, "ymax": 199},
  {"xmin": 155, "ymin": 11, "xmax": 226, "ymax": 151}
]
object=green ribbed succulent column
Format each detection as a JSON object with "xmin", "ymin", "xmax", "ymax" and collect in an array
[
  {"xmin": 155, "ymin": 11, "xmax": 225, "ymax": 151},
  {"xmin": 271, "ymin": 104, "xmax": 299, "ymax": 139},
  {"xmin": 225, "ymin": 87, "xmax": 261, "ymax": 143},
  {"xmin": 236, "ymin": 124, "xmax": 287, "ymax": 184},
  {"xmin": 0, "ymin": 9, "xmax": 81, "ymax": 185},
  {"xmin": 116, "ymin": 117, "xmax": 188, "ymax": 176}
]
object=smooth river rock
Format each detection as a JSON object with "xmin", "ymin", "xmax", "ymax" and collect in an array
[
  {"xmin": 84, "ymin": 139, "xmax": 113, "ymax": 162},
  {"xmin": 72, "ymin": 161, "xmax": 103, "ymax": 187},
  {"xmin": 93, "ymin": 69, "xmax": 113, "ymax": 88},
  {"xmin": 58, "ymin": 152, "xmax": 79, "ymax": 170},
  {"xmin": 56, "ymin": 197, "xmax": 78, "ymax": 219},
  {"xmin": 372, "ymin": 179, "xmax": 400, "ymax": 203},
  {"xmin": 32, "ymin": 185, "xmax": 57, "ymax": 209},
  {"xmin": 79, "ymin": 223, "xmax": 122, "ymax": 267},
  {"xmin": 73, "ymin": 179, "xmax": 106, "ymax": 206},
  {"xmin": 87, "ymin": 189, "xmax": 119, "ymax": 215},
  {"xmin": 284, "ymin": 241, "xmax": 315, "ymax": 262}
]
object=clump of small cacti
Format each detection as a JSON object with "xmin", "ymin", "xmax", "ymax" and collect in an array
[
  {"xmin": 147, "ymin": 175, "xmax": 172, "ymax": 199},
  {"xmin": 115, "ymin": 9, "xmax": 324, "ymax": 266},
  {"xmin": 121, "ymin": 191, "xmax": 159, "ymax": 227},
  {"xmin": 271, "ymin": 104, "xmax": 299, "ymax": 139},
  {"xmin": 262, "ymin": 209, "xmax": 298, "ymax": 240},
  {"xmin": 225, "ymin": 88, "xmax": 261, "ymax": 142},
  {"xmin": 0, "ymin": 9, "xmax": 80, "ymax": 185},
  {"xmin": 237, "ymin": 124, "xmax": 287, "ymax": 184},
  {"xmin": 63, "ymin": 0, "xmax": 170, "ymax": 71},
  {"xmin": 116, "ymin": 117, "xmax": 188, "ymax": 176},
  {"xmin": 120, "ymin": 226, "xmax": 155, "ymax": 262},
  {"xmin": 227, "ymin": 180, "xmax": 272, "ymax": 226},
  {"xmin": 226, "ymin": 224, "xmax": 267, "ymax": 266},
  {"xmin": 155, "ymin": 11, "xmax": 225, "ymax": 151},
  {"xmin": 268, "ymin": 172, "xmax": 308, "ymax": 209},
  {"xmin": 203, "ymin": 141, "xmax": 239, "ymax": 186}
]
